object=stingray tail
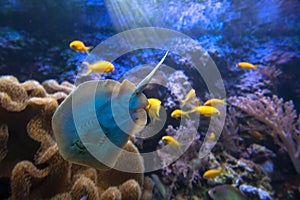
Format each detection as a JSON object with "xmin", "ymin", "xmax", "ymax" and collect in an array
[{"xmin": 135, "ymin": 49, "xmax": 169, "ymax": 94}]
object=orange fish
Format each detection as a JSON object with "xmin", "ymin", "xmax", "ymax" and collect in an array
[
  {"xmin": 181, "ymin": 89, "xmax": 196, "ymax": 106},
  {"xmin": 82, "ymin": 61, "xmax": 115, "ymax": 76},
  {"xmin": 190, "ymin": 106, "xmax": 220, "ymax": 117},
  {"xmin": 69, "ymin": 40, "xmax": 92, "ymax": 53},
  {"xmin": 208, "ymin": 132, "xmax": 216, "ymax": 141},
  {"xmin": 204, "ymin": 99, "xmax": 226, "ymax": 107},
  {"xmin": 249, "ymin": 131, "xmax": 264, "ymax": 140},
  {"xmin": 161, "ymin": 136, "xmax": 182, "ymax": 148},
  {"xmin": 203, "ymin": 165, "xmax": 225, "ymax": 179},
  {"xmin": 145, "ymin": 98, "xmax": 161, "ymax": 124},
  {"xmin": 171, "ymin": 109, "xmax": 189, "ymax": 119},
  {"xmin": 236, "ymin": 62, "xmax": 257, "ymax": 70}
]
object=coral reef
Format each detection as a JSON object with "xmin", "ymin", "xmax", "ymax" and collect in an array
[
  {"xmin": 239, "ymin": 184, "xmax": 272, "ymax": 200},
  {"xmin": 229, "ymin": 92, "xmax": 300, "ymax": 174},
  {"xmin": 0, "ymin": 76, "xmax": 152, "ymax": 200},
  {"xmin": 1, "ymin": 0, "xmax": 300, "ymax": 199},
  {"xmin": 233, "ymin": 66, "xmax": 282, "ymax": 96},
  {"xmin": 157, "ymin": 121, "xmax": 201, "ymax": 191},
  {"xmin": 218, "ymin": 106, "xmax": 243, "ymax": 154},
  {"xmin": 0, "ymin": 76, "xmax": 65, "ymax": 178}
]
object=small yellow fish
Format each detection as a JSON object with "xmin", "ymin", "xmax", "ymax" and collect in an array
[
  {"xmin": 208, "ymin": 132, "xmax": 215, "ymax": 141},
  {"xmin": 171, "ymin": 109, "xmax": 190, "ymax": 119},
  {"xmin": 82, "ymin": 61, "xmax": 115, "ymax": 76},
  {"xmin": 162, "ymin": 136, "xmax": 182, "ymax": 148},
  {"xmin": 69, "ymin": 40, "xmax": 92, "ymax": 53},
  {"xmin": 146, "ymin": 98, "xmax": 161, "ymax": 124},
  {"xmin": 204, "ymin": 99, "xmax": 226, "ymax": 107},
  {"xmin": 190, "ymin": 106, "xmax": 220, "ymax": 117},
  {"xmin": 203, "ymin": 165, "xmax": 225, "ymax": 179},
  {"xmin": 181, "ymin": 89, "xmax": 196, "ymax": 106},
  {"xmin": 249, "ymin": 131, "xmax": 264, "ymax": 140},
  {"xmin": 236, "ymin": 62, "xmax": 257, "ymax": 70}
]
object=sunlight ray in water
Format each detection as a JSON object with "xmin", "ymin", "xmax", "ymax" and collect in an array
[{"xmin": 104, "ymin": 0, "xmax": 158, "ymax": 31}]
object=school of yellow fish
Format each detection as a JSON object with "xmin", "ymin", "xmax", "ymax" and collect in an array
[
  {"xmin": 69, "ymin": 40, "xmax": 262, "ymax": 181},
  {"xmin": 162, "ymin": 89, "xmax": 226, "ymax": 150}
]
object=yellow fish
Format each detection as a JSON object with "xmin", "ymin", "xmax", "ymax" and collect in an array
[
  {"xmin": 190, "ymin": 106, "xmax": 220, "ymax": 117},
  {"xmin": 249, "ymin": 131, "xmax": 264, "ymax": 140},
  {"xmin": 146, "ymin": 98, "xmax": 161, "ymax": 124},
  {"xmin": 162, "ymin": 136, "xmax": 182, "ymax": 148},
  {"xmin": 236, "ymin": 62, "xmax": 257, "ymax": 70},
  {"xmin": 82, "ymin": 61, "xmax": 115, "ymax": 76},
  {"xmin": 204, "ymin": 98, "xmax": 226, "ymax": 107},
  {"xmin": 171, "ymin": 109, "xmax": 190, "ymax": 119},
  {"xmin": 208, "ymin": 132, "xmax": 215, "ymax": 141},
  {"xmin": 203, "ymin": 165, "xmax": 225, "ymax": 179},
  {"xmin": 69, "ymin": 40, "xmax": 92, "ymax": 53},
  {"xmin": 181, "ymin": 89, "xmax": 196, "ymax": 106}
]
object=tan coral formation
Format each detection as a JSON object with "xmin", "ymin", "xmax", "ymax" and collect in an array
[
  {"xmin": 0, "ymin": 76, "xmax": 71, "ymax": 178},
  {"xmin": 0, "ymin": 123, "xmax": 8, "ymax": 162},
  {"xmin": 141, "ymin": 177, "xmax": 153, "ymax": 200},
  {"xmin": 10, "ymin": 139, "xmax": 150, "ymax": 200},
  {"xmin": 0, "ymin": 76, "xmax": 153, "ymax": 200},
  {"xmin": 0, "ymin": 76, "xmax": 28, "ymax": 111},
  {"xmin": 42, "ymin": 79, "xmax": 75, "ymax": 95}
]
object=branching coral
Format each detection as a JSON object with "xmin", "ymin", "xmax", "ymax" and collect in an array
[
  {"xmin": 229, "ymin": 92, "xmax": 300, "ymax": 174},
  {"xmin": 219, "ymin": 106, "xmax": 243, "ymax": 154},
  {"xmin": 233, "ymin": 66, "xmax": 282, "ymax": 96},
  {"xmin": 157, "ymin": 120, "xmax": 202, "ymax": 191},
  {"xmin": 165, "ymin": 70, "xmax": 192, "ymax": 104}
]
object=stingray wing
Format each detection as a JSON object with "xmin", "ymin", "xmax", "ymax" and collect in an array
[{"xmin": 52, "ymin": 79, "xmax": 147, "ymax": 170}]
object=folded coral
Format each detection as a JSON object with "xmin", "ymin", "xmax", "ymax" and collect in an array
[{"xmin": 0, "ymin": 76, "xmax": 153, "ymax": 200}]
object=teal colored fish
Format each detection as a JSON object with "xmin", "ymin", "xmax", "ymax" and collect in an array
[
  {"xmin": 52, "ymin": 50, "xmax": 169, "ymax": 170},
  {"xmin": 208, "ymin": 185, "xmax": 247, "ymax": 200},
  {"xmin": 151, "ymin": 174, "xmax": 167, "ymax": 199}
]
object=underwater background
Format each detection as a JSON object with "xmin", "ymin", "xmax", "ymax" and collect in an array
[{"xmin": 0, "ymin": 0, "xmax": 300, "ymax": 199}]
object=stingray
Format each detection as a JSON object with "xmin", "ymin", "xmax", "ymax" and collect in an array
[{"xmin": 52, "ymin": 50, "xmax": 169, "ymax": 170}]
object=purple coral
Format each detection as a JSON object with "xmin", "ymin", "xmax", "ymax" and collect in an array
[
  {"xmin": 230, "ymin": 92, "xmax": 300, "ymax": 174},
  {"xmin": 157, "ymin": 120, "xmax": 202, "ymax": 191}
]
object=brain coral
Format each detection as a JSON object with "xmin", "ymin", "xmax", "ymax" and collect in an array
[{"xmin": 0, "ymin": 76, "xmax": 153, "ymax": 200}]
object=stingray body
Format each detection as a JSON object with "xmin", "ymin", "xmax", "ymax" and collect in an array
[{"xmin": 52, "ymin": 51, "xmax": 169, "ymax": 170}]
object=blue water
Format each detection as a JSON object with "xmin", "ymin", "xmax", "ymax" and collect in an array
[{"xmin": 0, "ymin": 0, "xmax": 300, "ymax": 199}]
